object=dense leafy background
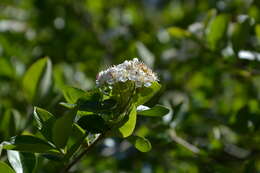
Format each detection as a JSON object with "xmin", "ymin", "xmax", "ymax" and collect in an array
[{"xmin": 1, "ymin": 0, "xmax": 260, "ymax": 172}]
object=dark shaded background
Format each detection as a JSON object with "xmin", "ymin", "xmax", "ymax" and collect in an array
[{"xmin": 1, "ymin": 0, "xmax": 260, "ymax": 172}]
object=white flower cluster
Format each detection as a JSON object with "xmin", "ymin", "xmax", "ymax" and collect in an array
[{"xmin": 96, "ymin": 58, "xmax": 159, "ymax": 88}]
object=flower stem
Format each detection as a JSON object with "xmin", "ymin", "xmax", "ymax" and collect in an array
[{"xmin": 60, "ymin": 133, "xmax": 105, "ymax": 173}]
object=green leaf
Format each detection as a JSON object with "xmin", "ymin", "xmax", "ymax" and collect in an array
[
  {"xmin": 134, "ymin": 82, "xmax": 161, "ymax": 106},
  {"xmin": 41, "ymin": 154, "xmax": 63, "ymax": 161},
  {"xmin": 78, "ymin": 98, "xmax": 117, "ymax": 113},
  {"xmin": 23, "ymin": 57, "xmax": 52, "ymax": 102},
  {"xmin": 0, "ymin": 161, "xmax": 15, "ymax": 173},
  {"xmin": 71, "ymin": 123, "xmax": 86, "ymax": 140},
  {"xmin": 101, "ymin": 99, "xmax": 117, "ymax": 110},
  {"xmin": 63, "ymin": 86, "xmax": 85, "ymax": 104},
  {"xmin": 33, "ymin": 107, "xmax": 55, "ymax": 141},
  {"xmin": 64, "ymin": 124, "xmax": 87, "ymax": 161},
  {"xmin": 169, "ymin": 101, "xmax": 183, "ymax": 123},
  {"xmin": 231, "ymin": 16, "xmax": 251, "ymax": 53},
  {"xmin": 255, "ymin": 24, "xmax": 260, "ymax": 44},
  {"xmin": 33, "ymin": 107, "xmax": 55, "ymax": 130},
  {"xmin": 59, "ymin": 102, "xmax": 77, "ymax": 109},
  {"xmin": 2, "ymin": 135, "xmax": 60, "ymax": 155},
  {"xmin": 112, "ymin": 106, "xmax": 137, "ymax": 138},
  {"xmin": 77, "ymin": 90, "xmax": 101, "ymax": 112},
  {"xmin": 206, "ymin": 14, "xmax": 229, "ymax": 51},
  {"xmin": 7, "ymin": 151, "xmax": 36, "ymax": 173},
  {"xmin": 78, "ymin": 100, "xmax": 100, "ymax": 112},
  {"xmin": 128, "ymin": 135, "xmax": 152, "ymax": 152},
  {"xmin": 137, "ymin": 105, "xmax": 170, "ymax": 117},
  {"xmin": 0, "ymin": 58, "xmax": 14, "ymax": 79},
  {"xmin": 0, "ymin": 109, "xmax": 21, "ymax": 140},
  {"xmin": 34, "ymin": 107, "xmax": 77, "ymax": 148},
  {"xmin": 52, "ymin": 109, "xmax": 76, "ymax": 148},
  {"xmin": 168, "ymin": 27, "xmax": 192, "ymax": 39},
  {"xmin": 77, "ymin": 115, "xmax": 109, "ymax": 134}
]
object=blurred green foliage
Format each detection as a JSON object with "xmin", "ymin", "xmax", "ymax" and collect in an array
[{"xmin": 1, "ymin": 0, "xmax": 260, "ymax": 172}]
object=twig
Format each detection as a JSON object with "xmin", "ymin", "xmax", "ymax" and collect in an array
[
  {"xmin": 60, "ymin": 133, "xmax": 105, "ymax": 173},
  {"xmin": 169, "ymin": 130, "xmax": 200, "ymax": 154}
]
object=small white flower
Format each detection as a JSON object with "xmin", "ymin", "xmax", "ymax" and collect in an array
[{"xmin": 96, "ymin": 58, "xmax": 159, "ymax": 88}]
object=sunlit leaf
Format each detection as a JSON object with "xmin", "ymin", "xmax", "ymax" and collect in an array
[
  {"xmin": 0, "ymin": 161, "xmax": 15, "ymax": 173},
  {"xmin": 137, "ymin": 105, "xmax": 169, "ymax": 117},
  {"xmin": 112, "ymin": 106, "xmax": 137, "ymax": 138},
  {"xmin": 128, "ymin": 135, "xmax": 152, "ymax": 152},
  {"xmin": 33, "ymin": 107, "xmax": 55, "ymax": 129},
  {"xmin": 168, "ymin": 27, "xmax": 192, "ymax": 39},
  {"xmin": 134, "ymin": 82, "xmax": 161, "ymax": 106},
  {"xmin": 7, "ymin": 151, "xmax": 36, "ymax": 173},
  {"xmin": 63, "ymin": 86, "xmax": 85, "ymax": 104},
  {"xmin": 33, "ymin": 107, "xmax": 55, "ymax": 141},
  {"xmin": 59, "ymin": 102, "xmax": 77, "ymax": 109},
  {"xmin": 255, "ymin": 24, "xmax": 260, "ymax": 44},
  {"xmin": 23, "ymin": 57, "xmax": 52, "ymax": 102},
  {"xmin": 206, "ymin": 14, "xmax": 229, "ymax": 51}
]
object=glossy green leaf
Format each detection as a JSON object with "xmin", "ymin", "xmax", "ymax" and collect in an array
[
  {"xmin": 33, "ymin": 107, "xmax": 55, "ymax": 130},
  {"xmin": 63, "ymin": 86, "xmax": 85, "ymax": 104},
  {"xmin": 2, "ymin": 135, "xmax": 60, "ymax": 155},
  {"xmin": 52, "ymin": 109, "xmax": 76, "ymax": 148},
  {"xmin": 206, "ymin": 14, "xmax": 229, "ymax": 51},
  {"xmin": 33, "ymin": 107, "xmax": 55, "ymax": 141},
  {"xmin": 128, "ymin": 135, "xmax": 152, "ymax": 152},
  {"xmin": 7, "ymin": 151, "xmax": 36, "ymax": 173},
  {"xmin": 77, "ymin": 114, "xmax": 109, "ymax": 134},
  {"xmin": 59, "ymin": 102, "xmax": 77, "ymax": 109},
  {"xmin": 35, "ymin": 107, "xmax": 78, "ymax": 148},
  {"xmin": 134, "ymin": 82, "xmax": 161, "ymax": 106},
  {"xmin": 0, "ymin": 161, "xmax": 15, "ymax": 173},
  {"xmin": 137, "ymin": 105, "xmax": 170, "ymax": 117},
  {"xmin": 23, "ymin": 57, "xmax": 52, "ymax": 102},
  {"xmin": 113, "ymin": 106, "xmax": 137, "ymax": 138}
]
